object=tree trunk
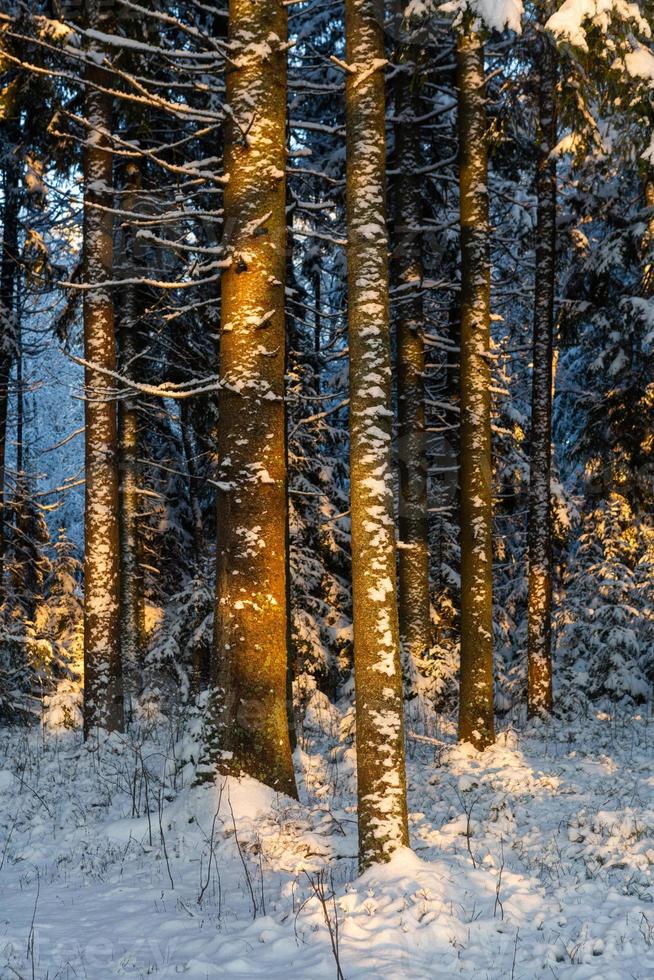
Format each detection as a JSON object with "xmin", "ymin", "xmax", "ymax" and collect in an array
[
  {"xmin": 285, "ymin": 183, "xmax": 298, "ymax": 755},
  {"xmin": 393, "ymin": 26, "xmax": 431, "ymax": 681},
  {"xmin": 82, "ymin": 22, "xmax": 124, "ymax": 736},
  {"xmin": 15, "ymin": 315, "xmax": 22, "ymax": 477},
  {"xmin": 456, "ymin": 23, "xmax": 494, "ymax": 750},
  {"xmin": 345, "ymin": 0, "xmax": 409, "ymax": 870},
  {"xmin": 180, "ymin": 401, "xmax": 204, "ymax": 556},
  {"xmin": 180, "ymin": 403, "xmax": 210, "ymax": 693},
  {"xmin": 641, "ymin": 170, "xmax": 654, "ymax": 297},
  {"xmin": 0, "ymin": 125, "xmax": 19, "ymax": 609},
  {"xmin": 207, "ymin": 0, "xmax": 296, "ymax": 798},
  {"xmin": 314, "ymin": 268, "xmax": 321, "ymax": 361},
  {"xmin": 117, "ymin": 161, "xmax": 143, "ymax": 696},
  {"xmin": 527, "ymin": 34, "xmax": 557, "ymax": 717},
  {"xmin": 14, "ymin": 312, "xmax": 35, "ymax": 622}
]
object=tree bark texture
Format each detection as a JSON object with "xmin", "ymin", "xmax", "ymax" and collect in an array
[
  {"xmin": 82, "ymin": 24, "xmax": 124, "ymax": 736},
  {"xmin": 641, "ymin": 171, "xmax": 654, "ymax": 298},
  {"xmin": 345, "ymin": 0, "xmax": 409, "ymax": 869},
  {"xmin": 527, "ymin": 33, "xmax": 557, "ymax": 717},
  {"xmin": 0, "ymin": 121, "xmax": 19, "ymax": 608},
  {"xmin": 117, "ymin": 160, "xmax": 144, "ymax": 694},
  {"xmin": 456, "ymin": 25, "xmax": 495, "ymax": 750},
  {"xmin": 393, "ymin": 27, "xmax": 431, "ymax": 679},
  {"xmin": 208, "ymin": 0, "xmax": 297, "ymax": 799}
]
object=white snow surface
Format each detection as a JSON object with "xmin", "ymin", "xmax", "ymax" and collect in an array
[
  {"xmin": 1, "ymin": 700, "xmax": 653, "ymax": 978},
  {"xmin": 440, "ymin": 0, "xmax": 524, "ymax": 33},
  {"xmin": 623, "ymin": 45, "xmax": 654, "ymax": 82},
  {"xmin": 546, "ymin": 0, "xmax": 650, "ymax": 50}
]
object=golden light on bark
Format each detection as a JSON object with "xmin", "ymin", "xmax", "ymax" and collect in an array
[
  {"xmin": 456, "ymin": 22, "xmax": 495, "ymax": 751},
  {"xmin": 527, "ymin": 567, "xmax": 553, "ymax": 716},
  {"xmin": 205, "ymin": 0, "xmax": 297, "ymax": 799},
  {"xmin": 82, "ymin": 15, "xmax": 124, "ymax": 736},
  {"xmin": 345, "ymin": 0, "xmax": 409, "ymax": 869}
]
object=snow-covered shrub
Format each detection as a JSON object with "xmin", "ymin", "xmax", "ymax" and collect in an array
[
  {"xmin": 0, "ymin": 527, "xmax": 83, "ymax": 724},
  {"xmin": 556, "ymin": 494, "xmax": 654, "ymax": 709},
  {"xmin": 42, "ymin": 678, "xmax": 82, "ymax": 730},
  {"xmin": 144, "ymin": 563, "xmax": 214, "ymax": 703}
]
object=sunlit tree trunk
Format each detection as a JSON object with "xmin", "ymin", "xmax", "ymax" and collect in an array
[
  {"xmin": 527, "ymin": 34, "xmax": 557, "ymax": 717},
  {"xmin": 641, "ymin": 170, "xmax": 654, "ymax": 297},
  {"xmin": 117, "ymin": 161, "xmax": 143, "ymax": 695},
  {"xmin": 345, "ymin": 0, "xmax": 409, "ymax": 869},
  {"xmin": 456, "ymin": 22, "xmax": 494, "ymax": 749},
  {"xmin": 207, "ymin": 0, "xmax": 296, "ymax": 798},
  {"xmin": 285, "ymin": 185, "xmax": 298, "ymax": 754},
  {"xmin": 82, "ymin": 16, "xmax": 124, "ymax": 736},
  {"xmin": 393, "ymin": 22, "xmax": 431, "ymax": 679},
  {"xmin": 0, "ymin": 120, "xmax": 19, "ymax": 609}
]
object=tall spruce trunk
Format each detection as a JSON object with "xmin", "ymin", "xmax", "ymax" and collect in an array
[
  {"xmin": 345, "ymin": 0, "xmax": 409, "ymax": 869},
  {"xmin": 208, "ymin": 0, "xmax": 296, "ymax": 798},
  {"xmin": 456, "ymin": 24, "xmax": 494, "ymax": 750},
  {"xmin": 527, "ymin": 36, "xmax": 557, "ymax": 717},
  {"xmin": 641, "ymin": 171, "xmax": 654, "ymax": 297},
  {"xmin": 393, "ymin": 32, "xmax": 431, "ymax": 679},
  {"xmin": 0, "ymin": 126, "xmax": 19, "ymax": 608},
  {"xmin": 82, "ymin": 25, "xmax": 124, "ymax": 736},
  {"xmin": 117, "ymin": 161, "xmax": 143, "ymax": 694}
]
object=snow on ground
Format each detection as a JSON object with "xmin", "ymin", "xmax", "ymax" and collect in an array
[{"xmin": 0, "ymin": 693, "xmax": 653, "ymax": 979}]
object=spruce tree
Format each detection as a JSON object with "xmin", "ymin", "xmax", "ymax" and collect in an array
[
  {"xmin": 81, "ymin": 2, "xmax": 124, "ymax": 735},
  {"xmin": 345, "ymin": 0, "xmax": 409, "ymax": 868},
  {"xmin": 393, "ymin": 7, "xmax": 431, "ymax": 683},
  {"xmin": 207, "ymin": 0, "xmax": 297, "ymax": 798},
  {"xmin": 116, "ymin": 160, "xmax": 143, "ymax": 695},
  {"xmin": 0, "ymin": 114, "xmax": 19, "ymax": 609},
  {"xmin": 456, "ymin": 14, "xmax": 494, "ymax": 749},
  {"xmin": 527, "ymin": 16, "xmax": 557, "ymax": 717}
]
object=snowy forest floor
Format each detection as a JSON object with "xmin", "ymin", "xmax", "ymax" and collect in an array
[{"xmin": 1, "ymin": 691, "xmax": 653, "ymax": 979}]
